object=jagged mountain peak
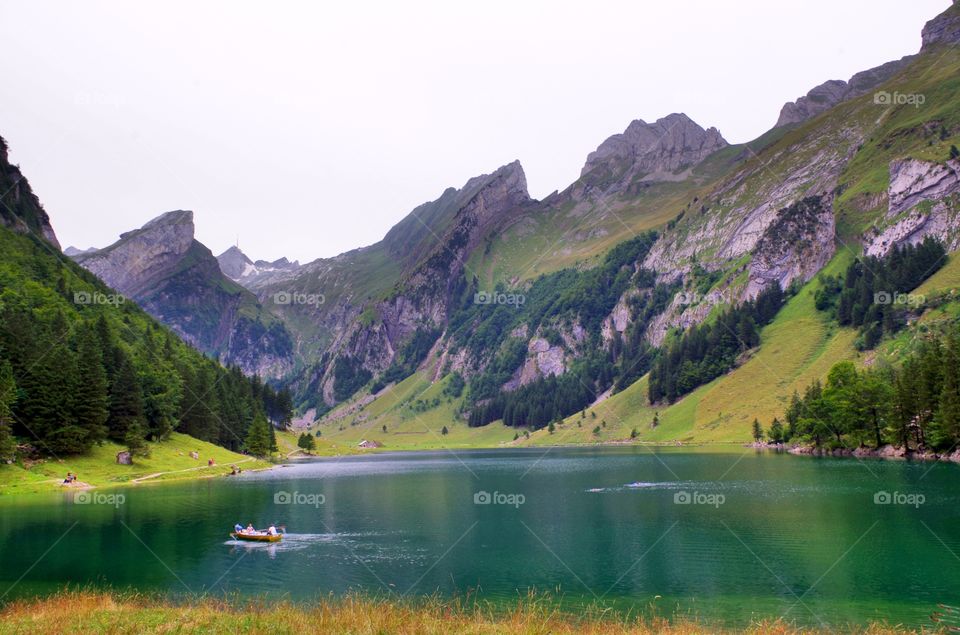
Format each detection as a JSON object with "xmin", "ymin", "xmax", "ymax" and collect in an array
[
  {"xmin": 922, "ymin": 0, "xmax": 960, "ymax": 51},
  {"xmin": 220, "ymin": 244, "xmax": 249, "ymax": 259},
  {"xmin": 381, "ymin": 160, "xmax": 531, "ymax": 269},
  {"xmin": 0, "ymin": 135, "xmax": 61, "ymax": 248},
  {"xmin": 114, "ymin": 209, "xmax": 195, "ymax": 246},
  {"xmin": 217, "ymin": 244, "xmax": 301, "ymax": 288},
  {"xmin": 142, "ymin": 209, "xmax": 193, "ymax": 229},
  {"xmin": 775, "ymin": 2, "xmax": 959, "ymax": 129},
  {"xmin": 463, "ymin": 159, "xmax": 528, "ymax": 194},
  {"xmin": 217, "ymin": 245, "xmax": 254, "ymax": 280},
  {"xmin": 774, "ymin": 56, "xmax": 916, "ymax": 128},
  {"xmin": 71, "ymin": 210, "xmax": 294, "ymax": 377},
  {"xmin": 581, "ymin": 113, "xmax": 727, "ymax": 179}
]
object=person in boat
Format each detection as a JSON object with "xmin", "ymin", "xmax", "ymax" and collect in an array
[
  {"xmin": 267, "ymin": 523, "xmax": 277, "ymax": 536},
  {"xmin": 245, "ymin": 522, "xmax": 255, "ymax": 534},
  {"xmin": 234, "ymin": 523, "xmax": 243, "ymax": 534}
]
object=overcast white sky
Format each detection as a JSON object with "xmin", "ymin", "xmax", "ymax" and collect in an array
[{"xmin": 0, "ymin": 0, "xmax": 949, "ymax": 262}]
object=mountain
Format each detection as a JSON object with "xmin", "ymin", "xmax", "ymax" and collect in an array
[
  {"xmin": 774, "ymin": 56, "xmax": 916, "ymax": 128},
  {"xmin": 581, "ymin": 113, "xmax": 728, "ymax": 181},
  {"xmin": 216, "ymin": 245, "xmax": 302, "ymax": 290},
  {"xmin": 278, "ymin": 2, "xmax": 960, "ymax": 444},
  {"xmin": 0, "ymin": 137, "xmax": 291, "ymax": 458},
  {"xmin": 64, "ymin": 246, "xmax": 98, "ymax": 257},
  {"xmin": 0, "ymin": 136, "xmax": 60, "ymax": 249},
  {"xmin": 215, "ymin": 245, "xmax": 252, "ymax": 279},
  {"xmin": 17, "ymin": 2, "xmax": 960, "ymax": 448},
  {"xmin": 252, "ymin": 161, "xmax": 534, "ymax": 409},
  {"xmin": 72, "ymin": 211, "xmax": 294, "ymax": 378}
]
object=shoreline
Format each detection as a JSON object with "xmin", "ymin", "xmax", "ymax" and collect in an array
[
  {"xmin": 746, "ymin": 441, "xmax": 960, "ymax": 463},
  {"xmin": 12, "ymin": 436, "xmax": 955, "ymax": 500}
]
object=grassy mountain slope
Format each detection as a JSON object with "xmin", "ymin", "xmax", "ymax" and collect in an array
[{"xmin": 312, "ymin": 245, "xmax": 960, "ymax": 449}]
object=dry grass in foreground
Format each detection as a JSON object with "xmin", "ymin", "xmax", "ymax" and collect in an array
[{"xmin": 0, "ymin": 590, "xmax": 934, "ymax": 635}]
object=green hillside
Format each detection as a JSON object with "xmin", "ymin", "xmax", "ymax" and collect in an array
[{"xmin": 0, "ymin": 432, "xmax": 271, "ymax": 496}]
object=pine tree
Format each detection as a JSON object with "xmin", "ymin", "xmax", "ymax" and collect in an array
[
  {"xmin": 73, "ymin": 322, "xmax": 109, "ymax": 445},
  {"xmin": 0, "ymin": 360, "xmax": 17, "ymax": 461},
  {"xmin": 245, "ymin": 413, "xmax": 272, "ymax": 458},
  {"xmin": 178, "ymin": 365, "xmax": 220, "ymax": 442},
  {"xmin": 18, "ymin": 331, "xmax": 84, "ymax": 454},
  {"xmin": 107, "ymin": 352, "xmax": 145, "ymax": 442},
  {"xmin": 934, "ymin": 333, "xmax": 960, "ymax": 449},
  {"xmin": 297, "ymin": 432, "xmax": 315, "ymax": 453},
  {"xmin": 268, "ymin": 419, "xmax": 278, "ymax": 453},
  {"xmin": 124, "ymin": 419, "xmax": 150, "ymax": 458},
  {"xmin": 752, "ymin": 418, "xmax": 763, "ymax": 442},
  {"xmin": 767, "ymin": 418, "xmax": 785, "ymax": 443}
]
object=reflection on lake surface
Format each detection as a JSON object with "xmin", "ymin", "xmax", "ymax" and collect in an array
[{"xmin": 1, "ymin": 446, "xmax": 958, "ymax": 628}]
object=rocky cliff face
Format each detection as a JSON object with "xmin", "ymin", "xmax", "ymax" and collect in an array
[
  {"xmin": 775, "ymin": 56, "xmax": 915, "ymax": 128},
  {"xmin": 865, "ymin": 159, "xmax": 960, "ymax": 256},
  {"xmin": 922, "ymin": 0, "xmax": 960, "ymax": 50},
  {"xmin": 642, "ymin": 115, "xmax": 861, "ymax": 343},
  {"xmin": 0, "ymin": 136, "xmax": 61, "ymax": 249},
  {"xmin": 581, "ymin": 113, "xmax": 727, "ymax": 181},
  {"xmin": 773, "ymin": 2, "xmax": 959, "ymax": 130},
  {"xmin": 84, "ymin": 3, "xmax": 959, "ymax": 420},
  {"xmin": 77, "ymin": 210, "xmax": 195, "ymax": 296},
  {"xmin": 74, "ymin": 211, "xmax": 294, "ymax": 378},
  {"xmin": 274, "ymin": 161, "xmax": 533, "ymax": 407}
]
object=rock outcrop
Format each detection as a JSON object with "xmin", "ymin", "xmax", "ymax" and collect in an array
[
  {"xmin": 581, "ymin": 113, "xmax": 727, "ymax": 181},
  {"xmin": 282, "ymin": 161, "xmax": 534, "ymax": 406},
  {"xmin": 921, "ymin": 0, "xmax": 960, "ymax": 51},
  {"xmin": 77, "ymin": 210, "xmax": 195, "ymax": 296},
  {"xmin": 774, "ymin": 56, "xmax": 915, "ymax": 128},
  {"xmin": 73, "ymin": 211, "xmax": 294, "ymax": 378},
  {"xmin": 746, "ymin": 195, "xmax": 836, "ymax": 297},
  {"xmin": 0, "ymin": 135, "xmax": 61, "ymax": 249},
  {"xmin": 864, "ymin": 159, "xmax": 960, "ymax": 256}
]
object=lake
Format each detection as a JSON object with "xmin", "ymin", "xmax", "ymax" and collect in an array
[{"xmin": 1, "ymin": 446, "xmax": 958, "ymax": 628}]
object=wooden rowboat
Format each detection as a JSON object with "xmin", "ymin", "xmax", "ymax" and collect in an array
[{"xmin": 230, "ymin": 532, "xmax": 282, "ymax": 543}]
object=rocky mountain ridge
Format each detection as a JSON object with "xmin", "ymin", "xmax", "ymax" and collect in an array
[
  {"xmin": 581, "ymin": 113, "xmax": 727, "ymax": 181},
  {"xmin": 217, "ymin": 245, "xmax": 302, "ymax": 288},
  {"xmin": 0, "ymin": 135, "xmax": 61, "ymax": 249},
  {"xmin": 51, "ymin": 2, "xmax": 960, "ymax": 430},
  {"xmin": 72, "ymin": 211, "xmax": 294, "ymax": 378}
]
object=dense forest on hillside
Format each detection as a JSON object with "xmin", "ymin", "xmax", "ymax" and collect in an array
[
  {"xmin": 782, "ymin": 326, "xmax": 960, "ymax": 451},
  {"xmin": 814, "ymin": 238, "xmax": 946, "ymax": 349},
  {"xmin": 0, "ymin": 227, "xmax": 291, "ymax": 461},
  {"xmin": 647, "ymin": 284, "xmax": 786, "ymax": 404},
  {"xmin": 459, "ymin": 231, "xmax": 679, "ymax": 429}
]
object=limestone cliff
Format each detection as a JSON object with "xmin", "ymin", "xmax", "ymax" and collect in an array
[{"xmin": 74, "ymin": 211, "xmax": 293, "ymax": 378}]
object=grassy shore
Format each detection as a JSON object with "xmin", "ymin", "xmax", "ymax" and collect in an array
[
  {"xmin": 0, "ymin": 591, "xmax": 924, "ymax": 635},
  {"xmin": 0, "ymin": 433, "xmax": 274, "ymax": 496}
]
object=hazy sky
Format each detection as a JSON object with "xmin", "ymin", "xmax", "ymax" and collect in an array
[{"xmin": 1, "ymin": 0, "xmax": 949, "ymax": 262}]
